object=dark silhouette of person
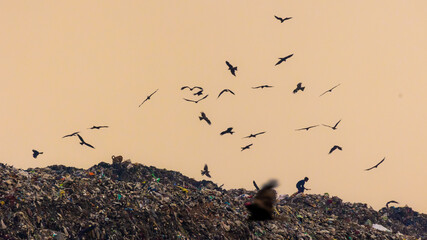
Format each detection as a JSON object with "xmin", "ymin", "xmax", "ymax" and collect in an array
[{"xmin": 291, "ymin": 177, "xmax": 310, "ymax": 197}]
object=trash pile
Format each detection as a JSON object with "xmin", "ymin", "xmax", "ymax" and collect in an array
[{"xmin": 0, "ymin": 159, "xmax": 425, "ymax": 239}]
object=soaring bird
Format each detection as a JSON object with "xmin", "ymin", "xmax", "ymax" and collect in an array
[
  {"xmin": 295, "ymin": 125, "xmax": 319, "ymax": 131},
  {"xmin": 386, "ymin": 200, "xmax": 399, "ymax": 208},
  {"xmin": 244, "ymin": 132, "xmax": 266, "ymax": 138},
  {"xmin": 274, "ymin": 15, "xmax": 292, "ymax": 23},
  {"xmin": 275, "ymin": 54, "xmax": 294, "ymax": 66},
  {"xmin": 323, "ymin": 119, "xmax": 341, "ymax": 130},
  {"xmin": 253, "ymin": 180, "xmax": 260, "ymax": 191},
  {"xmin": 181, "ymin": 86, "xmax": 204, "ymax": 96},
  {"xmin": 181, "ymin": 86, "xmax": 203, "ymax": 91},
  {"xmin": 194, "ymin": 89, "xmax": 204, "ymax": 96},
  {"xmin": 365, "ymin": 157, "xmax": 385, "ymax": 171},
  {"xmin": 139, "ymin": 89, "xmax": 159, "ymax": 107},
  {"xmin": 241, "ymin": 144, "xmax": 253, "ymax": 151},
  {"xmin": 201, "ymin": 164, "xmax": 211, "ymax": 178},
  {"xmin": 199, "ymin": 112, "xmax": 211, "ymax": 125},
  {"xmin": 32, "ymin": 150, "xmax": 43, "ymax": 159},
  {"xmin": 319, "ymin": 84, "xmax": 341, "ymax": 97},
  {"xmin": 62, "ymin": 132, "xmax": 79, "ymax": 138},
  {"xmin": 89, "ymin": 126, "xmax": 108, "ymax": 129},
  {"xmin": 293, "ymin": 82, "xmax": 305, "ymax": 94},
  {"xmin": 252, "ymin": 85, "xmax": 274, "ymax": 89},
  {"xmin": 226, "ymin": 61, "xmax": 237, "ymax": 76},
  {"xmin": 245, "ymin": 179, "xmax": 278, "ymax": 221},
  {"xmin": 218, "ymin": 89, "xmax": 235, "ymax": 98},
  {"xmin": 329, "ymin": 145, "xmax": 342, "ymax": 154},
  {"xmin": 76, "ymin": 134, "xmax": 95, "ymax": 149},
  {"xmin": 220, "ymin": 127, "xmax": 234, "ymax": 135},
  {"xmin": 183, "ymin": 94, "xmax": 209, "ymax": 103}
]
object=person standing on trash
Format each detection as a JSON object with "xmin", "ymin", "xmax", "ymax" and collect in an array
[{"xmin": 291, "ymin": 177, "xmax": 310, "ymax": 197}]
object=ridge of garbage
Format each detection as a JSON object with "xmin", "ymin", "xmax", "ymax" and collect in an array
[{"xmin": 0, "ymin": 159, "xmax": 425, "ymax": 239}]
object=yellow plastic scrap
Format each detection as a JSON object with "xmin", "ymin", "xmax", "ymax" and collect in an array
[
  {"xmin": 177, "ymin": 186, "xmax": 189, "ymax": 193},
  {"xmin": 0, "ymin": 201, "xmax": 4, "ymax": 205}
]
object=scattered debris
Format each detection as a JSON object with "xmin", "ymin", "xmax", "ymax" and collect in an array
[{"xmin": 0, "ymin": 160, "xmax": 425, "ymax": 239}]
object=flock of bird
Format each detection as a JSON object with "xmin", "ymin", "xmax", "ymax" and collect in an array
[{"xmin": 32, "ymin": 14, "xmax": 386, "ymax": 183}]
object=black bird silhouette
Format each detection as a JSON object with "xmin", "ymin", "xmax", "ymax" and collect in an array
[
  {"xmin": 329, "ymin": 145, "xmax": 342, "ymax": 154},
  {"xmin": 181, "ymin": 86, "xmax": 203, "ymax": 91},
  {"xmin": 76, "ymin": 134, "xmax": 95, "ymax": 149},
  {"xmin": 194, "ymin": 90, "xmax": 204, "ymax": 96},
  {"xmin": 386, "ymin": 200, "xmax": 399, "ymax": 208},
  {"xmin": 293, "ymin": 82, "xmax": 305, "ymax": 94},
  {"xmin": 220, "ymin": 127, "xmax": 234, "ymax": 135},
  {"xmin": 62, "ymin": 132, "xmax": 80, "ymax": 138},
  {"xmin": 199, "ymin": 112, "xmax": 211, "ymax": 125},
  {"xmin": 244, "ymin": 132, "xmax": 266, "ymax": 138},
  {"xmin": 139, "ymin": 89, "xmax": 159, "ymax": 107},
  {"xmin": 252, "ymin": 85, "xmax": 274, "ymax": 89},
  {"xmin": 295, "ymin": 125, "xmax": 318, "ymax": 131},
  {"xmin": 274, "ymin": 15, "xmax": 292, "ymax": 23},
  {"xmin": 201, "ymin": 164, "xmax": 211, "ymax": 178},
  {"xmin": 183, "ymin": 94, "xmax": 209, "ymax": 103},
  {"xmin": 275, "ymin": 54, "xmax": 294, "ymax": 66},
  {"xmin": 89, "ymin": 126, "xmax": 108, "ymax": 129},
  {"xmin": 253, "ymin": 180, "xmax": 260, "ymax": 191},
  {"xmin": 323, "ymin": 119, "xmax": 341, "ymax": 130},
  {"xmin": 218, "ymin": 89, "xmax": 235, "ymax": 98},
  {"xmin": 365, "ymin": 157, "xmax": 385, "ymax": 171},
  {"xmin": 32, "ymin": 150, "xmax": 43, "ymax": 159},
  {"xmin": 226, "ymin": 61, "xmax": 237, "ymax": 76},
  {"xmin": 181, "ymin": 86, "xmax": 204, "ymax": 96},
  {"xmin": 241, "ymin": 143, "xmax": 253, "ymax": 151},
  {"xmin": 245, "ymin": 179, "xmax": 278, "ymax": 221},
  {"xmin": 319, "ymin": 84, "xmax": 341, "ymax": 97}
]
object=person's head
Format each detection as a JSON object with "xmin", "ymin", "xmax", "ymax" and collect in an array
[{"xmin": 304, "ymin": 177, "xmax": 309, "ymax": 182}]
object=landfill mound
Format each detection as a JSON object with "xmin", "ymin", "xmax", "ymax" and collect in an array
[{"xmin": 0, "ymin": 159, "xmax": 426, "ymax": 240}]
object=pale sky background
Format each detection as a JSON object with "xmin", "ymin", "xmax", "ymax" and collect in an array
[{"xmin": 1, "ymin": 1, "xmax": 426, "ymax": 213}]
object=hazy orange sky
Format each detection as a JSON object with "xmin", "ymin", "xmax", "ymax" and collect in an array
[{"xmin": 1, "ymin": 1, "xmax": 426, "ymax": 213}]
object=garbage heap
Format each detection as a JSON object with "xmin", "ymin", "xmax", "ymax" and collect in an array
[{"xmin": 0, "ymin": 159, "xmax": 425, "ymax": 240}]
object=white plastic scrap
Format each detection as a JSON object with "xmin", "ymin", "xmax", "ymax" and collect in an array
[{"xmin": 372, "ymin": 224, "xmax": 391, "ymax": 232}]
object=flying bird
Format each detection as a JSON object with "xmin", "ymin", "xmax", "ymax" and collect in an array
[
  {"xmin": 293, "ymin": 82, "xmax": 305, "ymax": 94},
  {"xmin": 365, "ymin": 157, "xmax": 386, "ymax": 171},
  {"xmin": 139, "ymin": 89, "xmax": 159, "ymax": 107},
  {"xmin": 295, "ymin": 125, "xmax": 319, "ymax": 131},
  {"xmin": 89, "ymin": 126, "xmax": 108, "ymax": 129},
  {"xmin": 201, "ymin": 164, "xmax": 211, "ymax": 178},
  {"xmin": 386, "ymin": 200, "xmax": 399, "ymax": 208},
  {"xmin": 194, "ymin": 90, "xmax": 204, "ymax": 96},
  {"xmin": 226, "ymin": 61, "xmax": 237, "ymax": 76},
  {"xmin": 62, "ymin": 132, "xmax": 80, "ymax": 138},
  {"xmin": 275, "ymin": 54, "xmax": 294, "ymax": 66},
  {"xmin": 181, "ymin": 86, "xmax": 203, "ymax": 91},
  {"xmin": 245, "ymin": 179, "xmax": 278, "ymax": 221},
  {"xmin": 274, "ymin": 15, "xmax": 292, "ymax": 23},
  {"xmin": 220, "ymin": 127, "xmax": 234, "ymax": 135},
  {"xmin": 319, "ymin": 84, "xmax": 341, "ymax": 97},
  {"xmin": 323, "ymin": 119, "xmax": 341, "ymax": 130},
  {"xmin": 252, "ymin": 85, "xmax": 273, "ymax": 89},
  {"xmin": 244, "ymin": 132, "xmax": 266, "ymax": 138},
  {"xmin": 253, "ymin": 180, "xmax": 260, "ymax": 191},
  {"xmin": 181, "ymin": 86, "xmax": 204, "ymax": 96},
  {"xmin": 218, "ymin": 89, "xmax": 235, "ymax": 98},
  {"xmin": 199, "ymin": 112, "xmax": 211, "ymax": 125},
  {"xmin": 329, "ymin": 145, "xmax": 342, "ymax": 154},
  {"xmin": 183, "ymin": 94, "xmax": 209, "ymax": 103},
  {"xmin": 32, "ymin": 150, "xmax": 43, "ymax": 159},
  {"xmin": 76, "ymin": 134, "xmax": 95, "ymax": 149},
  {"xmin": 241, "ymin": 144, "xmax": 253, "ymax": 151}
]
